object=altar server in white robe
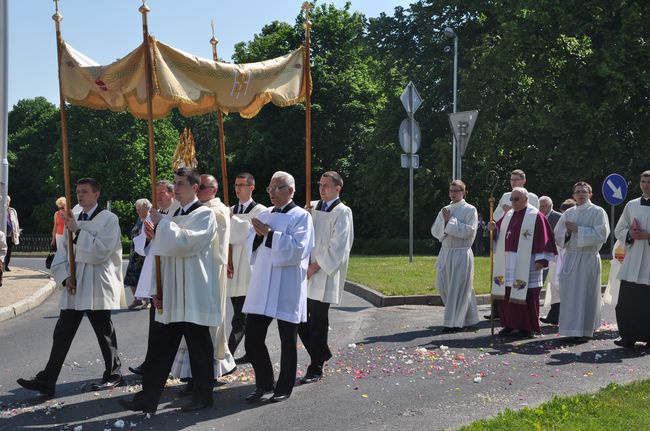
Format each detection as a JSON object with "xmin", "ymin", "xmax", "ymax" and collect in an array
[
  {"xmin": 128, "ymin": 180, "xmax": 180, "ymax": 377},
  {"xmin": 554, "ymin": 182, "xmax": 609, "ymax": 341},
  {"xmin": 170, "ymin": 174, "xmax": 236, "ymax": 392},
  {"xmin": 613, "ymin": 170, "xmax": 650, "ymax": 348},
  {"xmin": 487, "ymin": 169, "xmax": 540, "ymax": 321},
  {"xmin": 18, "ymin": 178, "xmax": 125, "ymax": 397},
  {"xmin": 243, "ymin": 171, "xmax": 314, "ymax": 404},
  {"xmin": 431, "ymin": 179, "xmax": 479, "ymax": 331},
  {"xmin": 120, "ymin": 167, "xmax": 220, "ymax": 414},
  {"xmin": 228, "ymin": 172, "xmax": 266, "ymax": 363},
  {"xmin": 298, "ymin": 171, "xmax": 354, "ymax": 384}
]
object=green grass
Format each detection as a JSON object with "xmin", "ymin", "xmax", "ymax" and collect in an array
[
  {"xmin": 347, "ymin": 256, "xmax": 611, "ymax": 297},
  {"xmin": 459, "ymin": 380, "xmax": 650, "ymax": 431}
]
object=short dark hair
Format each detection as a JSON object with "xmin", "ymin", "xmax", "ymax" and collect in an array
[
  {"xmin": 511, "ymin": 169, "xmax": 526, "ymax": 180},
  {"xmin": 322, "ymin": 171, "xmax": 344, "ymax": 188},
  {"xmin": 450, "ymin": 179, "xmax": 466, "ymax": 191},
  {"xmin": 236, "ymin": 172, "xmax": 255, "ymax": 186},
  {"xmin": 175, "ymin": 167, "xmax": 201, "ymax": 186},
  {"xmin": 77, "ymin": 177, "xmax": 101, "ymax": 192},
  {"xmin": 560, "ymin": 199, "xmax": 576, "ymax": 212},
  {"xmin": 572, "ymin": 181, "xmax": 592, "ymax": 194}
]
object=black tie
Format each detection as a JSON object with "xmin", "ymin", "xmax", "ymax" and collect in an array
[
  {"xmin": 82, "ymin": 213, "xmax": 89, "ymax": 221},
  {"xmin": 641, "ymin": 198, "xmax": 650, "ymax": 207},
  {"xmin": 272, "ymin": 207, "xmax": 281, "ymax": 213},
  {"xmin": 239, "ymin": 204, "xmax": 244, "ymax": 214},
  {"xmin": 159, "ymin": 210, "xmax": 168, "ymax": 215}
]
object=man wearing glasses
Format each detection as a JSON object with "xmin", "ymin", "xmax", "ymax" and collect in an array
[
  {"xmin": 169, "ymin": 174, "xmax": 236, "ymax": 394},
  {"xmin": 228, "ymin": 172, "xmax": 266, "ymax": 364},
  {"xmin": 431, "ymin": 180, "xmax": 480, "ymax": 332},
  {"xmin": 298, "ymin": 171, "xmax": 354, "ymax": 384},
  {"xmin": 487, "ymin": 169, "xmax": 540, "ymax": 320},
  {"xmin": 243, "ymin": 171, "xmax": 314, "ymax": 403},
  {"xmin": 553, "ymin": 182, "xmax": 609, "ymax": 343},
  {"xmin": 490, "ymin": 187, "xmax": 556, "ymax": 339}
]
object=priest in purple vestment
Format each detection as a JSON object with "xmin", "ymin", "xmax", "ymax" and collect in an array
[{"xmin": 490, "ymin": 187, "xmax": 557, "ymax": 338}]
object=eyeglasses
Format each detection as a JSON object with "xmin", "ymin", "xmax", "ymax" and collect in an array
[
  {"xmin": 198, "ymin": 184, "xmax": 215, "ymax": 190},
  {"xmin": 510, "ymin": 197, "xmax": 522, "ymax": 202},
  {"xmin": 266, "ymin": 184, "xmax": 289, "ymax": 193},
  {"xmin": 234, "ymin": 183, "xmax": 250, "ymax": 188},
  {"xmin": 573, "ymin": 190, "xmax": 590, "ymax": 195}
]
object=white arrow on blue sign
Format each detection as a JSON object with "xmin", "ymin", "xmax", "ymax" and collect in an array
[{"xmin": 602, "ymin": 173, "xmax": 627, "ymax": 206}]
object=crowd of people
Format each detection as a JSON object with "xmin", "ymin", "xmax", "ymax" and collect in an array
[
  {"xmin": 431, "ymin": 168, "xmax": 650, "ymax": 350},
  {"xmin": 15, "ymin": 168, "xmax": 354, "ymax": 414}
]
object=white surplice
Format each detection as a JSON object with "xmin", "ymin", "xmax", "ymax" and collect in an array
[
  {"xmin": 431, "ymin": 199, "xmax": 479, "ymax": 328},
  {"xmin": 228, "ymin": 203, "xmax": 266, "ymax": 297},
  {"xmin": 243, "ymin": 205, "xmax": 314, "ymax": 324},
  {"xmin": 493, "ymin": 191, "xmax": 539, "ymax": 222},
  {"xmin": 51, "ymin": 208, "xmax": 125, "ymax": 310},
  {"xmin": 307, "ymin": 200, "xmax": 354, "ymax": 305},
  {"xmin": 151, "ymin": 205, "xmax": 221, "ymax": 327},
  {"xmin": 615, "ymin": 198, "xmax": 650, "ymax": 285},
  {"xmin": 554, "ymin": 201, "xmax": 609, "ymax": 337},
  {"xmin": 172, "ymin": 198, "xmax": 236, "ymax": 378}
]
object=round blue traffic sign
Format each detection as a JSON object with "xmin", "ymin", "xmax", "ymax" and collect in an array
[{"xmin": 602, "ymin": 173, "xmax": 627, "ymax": 206}]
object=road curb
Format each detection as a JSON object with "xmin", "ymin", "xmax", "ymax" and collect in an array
[
  {"xmin": 344, "ymin": 281, "xmax": 607, "ymax": 308},
  {"xmin": 0, "ymin": 275, "xmax": 57, "ymax": 322}
]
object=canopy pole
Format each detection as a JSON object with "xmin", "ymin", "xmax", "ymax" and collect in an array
[
  {"xmin": 139, "ymin": 1, "xmax": 163, "ymax": 312},
  {"xmin": 52, "ymin": 0, "xmax": 76, "ymax": 295},
  {"xmin": 302, "ymin": 2, "xmax": 312, "ymax": 208},
  {"xmin": 210, "ymin": 21, "xmax": 229, "ymax": 207}
]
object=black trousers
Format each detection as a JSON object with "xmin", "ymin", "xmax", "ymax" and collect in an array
[
  {"xmin": 245, "ymin": 313, "xmax": 298, "ymax": 396},
  {"xmin": 37, "ymin": 309, "xmax": 121, "ymax": 384},
  {"xmin": 228, "ymin": 296, "xmax": 247, "ymax": 356},
  {"xmin": 297, "ymin": 298, "xmax": 332, "ymax": 375},
  {"xmin": 5, "ymin": 236, "xmax": 13, "ymax": 269},
  {"xmin": 140, "ymin": 305, "xmax": 166, "ymax": 373},
  {"xmin": 134, "ymin": 321, "xmax": 214, "ymax": 411}
]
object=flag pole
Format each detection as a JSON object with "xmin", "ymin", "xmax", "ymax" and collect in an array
[
  {"xmin": 139, "ymin": 1, "xmax": 163, "ymax": 312},
  {"xmin": 52, "ymin": 0, "xmax": 76, "ymax": 295},
  {"xmin": 209, "ymin": 21, "xmax": 230, "ymax": 207},
  {"xmin": 302, "ymin": 2, "xmax": 312, "ymax": 208}
]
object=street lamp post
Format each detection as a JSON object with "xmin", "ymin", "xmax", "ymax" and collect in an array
[{"xmin": 444, "ymin": 26, "xmax": 459, "ymax": 179}]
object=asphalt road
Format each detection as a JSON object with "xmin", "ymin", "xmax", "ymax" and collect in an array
[{"xmin": 2, "ymin": 258, "xmax": 649, "ymax": 431}]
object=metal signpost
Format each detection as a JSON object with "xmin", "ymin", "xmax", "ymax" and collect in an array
[
  {"xmin": 399, "ymin": 82, "xmax": 422, "ymax": 263},
  {"xmin": 602, "ymin": 173, "xmax": 628, "ymax": 253},
  {"xmin": 448, "ymin": 110, "xmax": 478, "ymax": 180}
]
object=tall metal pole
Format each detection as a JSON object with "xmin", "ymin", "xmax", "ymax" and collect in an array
[
  {"xmin": 139, "ymin": 1, "xmax": 162, "ymax": 311},
  {"xmin": 452, "ymin": 35, "xmax": 458, "ymax": 179},
  {"xmin": 408, "ymin": 88, "xmax": 414, "ymax": 263},
  {"xmin": 52, "ymin": 0, "xmax": 76, "ymax": 295},
  {"xmin": 0, "ymin": 0, "xmax": 8, "ymax": 235},
  {"xmin": 303, "ymin": 2, "xmax": 312, "ymax": 208},
  {"xmin": 610, "ymin": 205, "xmax": 615, "ymax": 254},
  {"xmin": 209, "ymin": 22, "xmax": 229, "ymax": 207}
]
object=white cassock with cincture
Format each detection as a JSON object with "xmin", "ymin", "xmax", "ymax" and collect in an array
[
  {"xmin": 554, "ymin": 201, "xmax": 609, "ymax": 338},
  {"xmin": 51, "ymin": 208, "xmax": 125, "ymax": 310},
  {"xmin": 308, "ymin": 200, "xmax": 354, "ymax": 305},
  {"xmin": 431, "ymin": 199, "xmax": 479, "ymax": 328},
  {"xmin": 243, "ymin": 207, "xmax": 314, "ymax": 323}
]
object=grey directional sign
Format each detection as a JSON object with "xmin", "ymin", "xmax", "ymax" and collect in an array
[
  {"xmin": 398, "ymin": 118, "xmax": 421, "ymax": 154},
  {"xmin": 448, "ymin": 110, "xmax": 478, "ymax": 157},
  {"xmin": 400, "ymin": 81, "xmax": 422, "ymax": 115}
]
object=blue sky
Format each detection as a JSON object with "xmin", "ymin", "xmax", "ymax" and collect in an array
[{"xmin": 7, "ymin": 0, "xmax": 412, "ymax": 108}]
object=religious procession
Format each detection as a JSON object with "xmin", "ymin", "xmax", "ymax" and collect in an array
[{"xmin": 3, "ymin": 1, "xmax": 650, "ymax": 429}]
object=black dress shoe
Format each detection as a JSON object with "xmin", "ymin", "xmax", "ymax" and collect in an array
[
  {"xmin": 91, "ymin": 376, "xmax": 123, "ymax": 391},
  {"xmin": 518, "ymin": 331, "xmax": 535, "ymax": 339},
  {"xmin": 118, "ymin": 398, "xmax": 156, "ymax": 414},
  {"xmin": 498, "ymin": 327, "xmax": 514, "ymax": 336},
  {"xmin": 484, "ymin": 314, "xmax": 499, "ymax": 320},
  {"xmin": 245, "ymin": 386, "xmax": 274, "ymax": 402},
  {"xmin": 180, "ymin": 399, "xmax": 213, "ymax": 412},
  {"xmin": 614, "ymin": 338, "xmax": 636, "ymax": 349},
  {"xmin": 268, "ymin": 394, "xmax": 290, "ymax": 403},
  {"xmin": 442, "ymin": 327, "xmax": 462, "ymax": 333},
  {"xmin": 539, "ymin": 316, "xmax": 558, "ymax": 325},
  {"xmin": 300, "ymin": 373, "xmax": 322, "ymax": 384},
  {"xmin": 222, "ymin": 365, "xmax": 238, "ymax": 377},
  {"xmin": 128, "ymin": 366, "xmax": 143, "ymax": 376},
  {"xmin": 234, "ymin": 355, "xmax": 250, "ymax": 365},
  {"xmin": 16, "ymin": 377, "xmax": 55, "ymax": 397}
]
